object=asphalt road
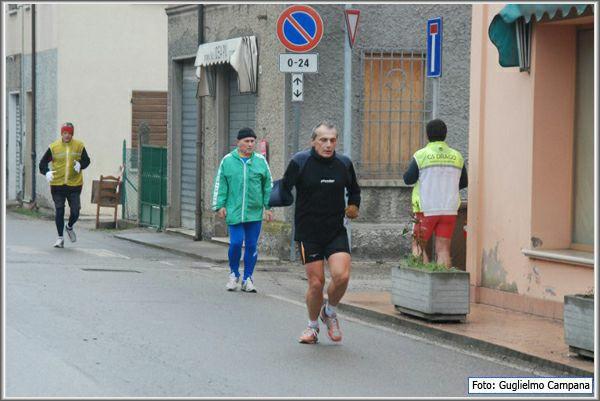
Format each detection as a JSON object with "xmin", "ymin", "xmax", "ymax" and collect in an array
[{"xmin": 5, "ymin": 212, "xmax": 538, "ymax": 397}]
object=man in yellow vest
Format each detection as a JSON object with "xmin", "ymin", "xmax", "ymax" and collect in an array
[
  {"xmin": 39, "ymin": 122, "xmax": 91, "ymax": 248},
  {"xmin": 403, "ymin": 119, "xmax": 468, "ymax": 267}
]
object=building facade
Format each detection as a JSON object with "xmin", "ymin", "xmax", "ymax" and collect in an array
[
  {"xmin": 467, "ymin": 3, "xmax": 594, "ymax": 318},
  {"xmin": 166, "ymin": 4, "xmax": 472, "ymax": 260},
  {"xmin": 5, "ymin": 4, "xmax": 168, "ymax": 214}
]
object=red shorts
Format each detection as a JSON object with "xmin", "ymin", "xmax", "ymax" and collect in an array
[{"xmin": 413, "ymin": 212, "xmax": 457, "ymax": 242}]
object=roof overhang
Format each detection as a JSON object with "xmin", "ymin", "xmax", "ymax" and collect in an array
[
  {"xmin": 489, "ymin": 4, "xmax": 593, "ymax": 68},
  {"xmin": 194, "ymin": 36, "xmax": 258, "ymax": 97}
]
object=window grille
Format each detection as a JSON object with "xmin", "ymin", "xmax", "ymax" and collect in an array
[{"xmin": 358, "ymin": 50, "xmax": 431, "ymax": 179}]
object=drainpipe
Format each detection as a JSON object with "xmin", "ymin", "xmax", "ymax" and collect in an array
[
  {"xmin": 30, "ymin": 4, "xmax": 36, "ymax": 203},
  {"xmin": 194, "ymin": 4, "xmax": 204, "ymax": 240},
  {"xmin": 18, "ymin": 4, "xmax": 25, "ymax": 203}
]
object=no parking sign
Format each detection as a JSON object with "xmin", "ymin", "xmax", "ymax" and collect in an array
[{"xmin": 276, "ymin": 5, "xmax": 323, "ymax": 53}]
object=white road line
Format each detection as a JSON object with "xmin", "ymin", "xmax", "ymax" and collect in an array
[
  {"xmin": 264, "ymin": 293, "xmax": 544, "ymax": 375},
  {"xmin": 266, "ymin": 293, "xmax": 306, "ymax": 308},
  {"xmin": 76, "ymin": 248, "xmax": 131, "ymax": 259}
]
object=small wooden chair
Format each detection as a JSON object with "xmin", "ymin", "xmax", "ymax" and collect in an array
[{"xmin": 95, "ymin": 175, "xmax": 121, "ymax": 229}]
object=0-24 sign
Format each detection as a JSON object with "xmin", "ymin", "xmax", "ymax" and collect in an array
[{"xmin": 279, "ymin": 53, "xmax": 318, "ymax": 73}]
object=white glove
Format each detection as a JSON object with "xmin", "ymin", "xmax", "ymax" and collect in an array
[
  {"xmin": 45, "ymin": 170, "xmax": 55, "ymax": 183},
  {"xmin": 74, "ymin": 161, "xmax": 81, "ymax": 173}
]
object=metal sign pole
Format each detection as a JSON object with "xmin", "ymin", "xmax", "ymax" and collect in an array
[
  {"xmin": 430, "ymin": 77, "xmax": 439, "ymax": 261},
  {"xmin": 426, "ymin": 17, "xmax": 442, "ymax": 261},
  {"xmin": 277, "ymin": 5, "xmax": 323, "ymax": 263},
  {"xmin": 289, "ymin": 100, "xmax": 301, "ymax": 262},
  {"xmin": 343, "ymin": 4, "xmax": 353, "ymax": 249},
  {"xmin": 432, "ymin": 78, "xmax": 439, "ymax": 119}
]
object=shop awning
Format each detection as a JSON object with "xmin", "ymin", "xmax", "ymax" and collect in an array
[
  {"xmin": 194, "ymin": 36, "xmax": 258, "ymax": 96},
  {"xmin": 489, "ymin": 4, "xmax": 592, "ymax": 67}
]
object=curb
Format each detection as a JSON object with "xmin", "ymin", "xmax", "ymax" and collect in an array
[
  {"xmin": 113, "ymin": 233, "xmax": 282, "ymax": 266},
  {"xmin": 337, "ymin": 302, "xmax": 594, "ymax": 377},
  {"xmin": 113, "ymin": 234, "xmax": 228, "ymax": 265}
]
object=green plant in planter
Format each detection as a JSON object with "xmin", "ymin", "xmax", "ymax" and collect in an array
[
  {"xmin": 393, "ymin": 218, "xmax": 470, "ymax": 322},
  {"xmin": 400, "ymin": 218, "xmax": 459, "ymax": 271},
  {"xmin": 404, "ymin": 254, "xmax": 461, "ymax": 272}
]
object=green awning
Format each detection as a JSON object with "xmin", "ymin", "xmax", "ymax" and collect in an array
[{"xmin": 489, "ymin": 4, "xmax": 593, "ymax": 67}]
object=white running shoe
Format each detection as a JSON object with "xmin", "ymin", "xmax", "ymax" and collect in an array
[
  {"xmin": 320, "ymin": 303, "xmax": 342, "ymax": 342},
  {"xmin": 298, "ymin": 326, "xmax": 319, "ymax": 344},
  {"xmin": 65, "ymin": 225, "xmax": 77, "ymax": 242},
  {"xmin": 226, "ymin": 273, "xmax": 239, "ymax": 291},
  {"xmin": 53, "ymin": 237, "xmax": 64, "ymax": 248},
  {"xmin": 241, "ymin": 278, "xmax": 257, "ymax": 293}
]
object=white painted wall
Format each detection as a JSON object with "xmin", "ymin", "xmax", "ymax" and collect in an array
[
  {"xmin": 7, "ymin": 93, "xmax": 19, "ymax": 200},
  {"xmin": 4, "ymin": 4, "xmax": 57, "ymax": 55},
  {"xmin": 56, "ymin": 4, "xmax": 168, "ymax": 214}
]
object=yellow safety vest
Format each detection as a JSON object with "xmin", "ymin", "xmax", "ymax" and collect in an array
[
  {"xmin": 49, "ymin": 138, "xmax": 85, "ymax": 186},
  {"xmin": 411, "ymin": 141, "xmax": 464, "ymax": 215}
]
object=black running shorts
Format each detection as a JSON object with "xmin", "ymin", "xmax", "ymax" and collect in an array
[{"xmin": 297, "ymin": 231, "xmax": 350, "ymax": 265}]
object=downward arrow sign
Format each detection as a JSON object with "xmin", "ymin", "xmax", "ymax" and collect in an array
[{"xmin": 294, "ymin": 90, "xmax": 302, "ymax": 97}]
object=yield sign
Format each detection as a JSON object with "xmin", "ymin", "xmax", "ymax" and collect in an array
[{"xmin": 344, "ymin": 9, "xmax": 360, "ymax": 48}]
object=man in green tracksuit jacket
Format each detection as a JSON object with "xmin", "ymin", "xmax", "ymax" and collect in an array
[{"xmin": 212, "ymin": 127, "xmax": 273, "ymax": 293}]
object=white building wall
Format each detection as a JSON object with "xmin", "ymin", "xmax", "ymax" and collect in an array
[
  {"xmin": 56, "ymin": 4, "xmax": 168, "ymax": 214},
  {"xmin": 4, "ymin": 4, "xmax": 57, "ymax": 55}
]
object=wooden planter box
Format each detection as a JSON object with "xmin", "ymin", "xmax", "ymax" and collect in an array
[
  {"xmin": 391, "ymin": 261, "xmax": 470, "ymax": 322},
  {"xmin": 564, "ymin": 294, "xmax": 594, "ymax": 359}
]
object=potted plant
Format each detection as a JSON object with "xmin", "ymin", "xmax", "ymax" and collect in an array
[
  {"xmin": 563, "ymin": 288, "xmax": 594, "ymax": 359},
  {"xmin": 390, "ymin": 219, "xmax": 470, "ymax": 322}
]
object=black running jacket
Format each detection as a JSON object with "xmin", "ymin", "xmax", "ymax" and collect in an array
[{"xmin": 281, "ymin": 148, "xmax": 361, "ymax": 243}]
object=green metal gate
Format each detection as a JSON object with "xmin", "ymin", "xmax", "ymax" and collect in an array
[{"xmin": 140, "ymin": 145, "xmax": 167, "ymax": 228}]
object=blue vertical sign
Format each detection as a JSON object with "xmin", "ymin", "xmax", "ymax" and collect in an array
[{"xmin": 426, "ymin": 17, "xmax": 442, "ymax": 78}]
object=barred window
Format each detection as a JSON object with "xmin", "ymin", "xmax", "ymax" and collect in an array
[{"xmin": 359, "ymin": 51, "xmax": 430, "ymax": 179}]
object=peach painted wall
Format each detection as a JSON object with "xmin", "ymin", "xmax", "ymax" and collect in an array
[
  {"xmin": 531, "ymin": 24, "xmax": 576, "ymax": 250},
  {"xmin": 468, "ymin": 4, "xmax": 535, "ymax": 293},
  {"xmin": 467, "ymin": 4, "xmax": 594, "ymax": 309}
]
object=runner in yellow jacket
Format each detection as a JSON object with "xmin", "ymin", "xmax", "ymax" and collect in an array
[
  {"xmin": 39, "ymin": 122, "xmax": 91, "ymax": 248},
  {"xmin": 403, "ymin": 119, "xmax": 468, "ymax": 267}
]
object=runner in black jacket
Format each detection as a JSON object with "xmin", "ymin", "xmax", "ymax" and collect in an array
[{"xmin": 281, "ymin": 121, "xmax": 361, "ymax": 344}]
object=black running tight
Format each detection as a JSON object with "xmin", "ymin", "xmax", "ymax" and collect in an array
[{"xmin": 51, "ymin": 186, "xmax": 82, "ymax": 237}]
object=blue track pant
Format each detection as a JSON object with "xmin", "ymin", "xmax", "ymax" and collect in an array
[{"xmin": 228, "ymin": 221, "xmax": 262, "ymax": 281}]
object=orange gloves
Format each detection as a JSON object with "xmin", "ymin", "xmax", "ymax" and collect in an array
[{"xmin": 345, "ymin": 204, "xmax": 359, "ymax": 219}]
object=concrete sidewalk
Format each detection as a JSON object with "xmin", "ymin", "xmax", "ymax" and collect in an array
[
  {"xmin": 111, "ymin": 226, "xmax": 594, "ymax": 377},
  {"xmin": 340, "ymin": 292, "xmax": 594, "ymax": 376},
  {"xmin": 113, "ymin": 230, "xmax": 280, "ymax": 265}
]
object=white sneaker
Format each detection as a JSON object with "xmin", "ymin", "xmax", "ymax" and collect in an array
[
  {"xmin": 65, "ymin": 225, "xmax": 77, "ymax": 242},
  {"xmin": 226, "ymin": 273, "xmax": 239, "ymax": 291},
  {"xmin": 53, "ymin": 237, "xmax": 64, "ymax": 248},
  {"xmin": 241, "ymin": 278, "xmax": 257, "ymax": 293}
]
